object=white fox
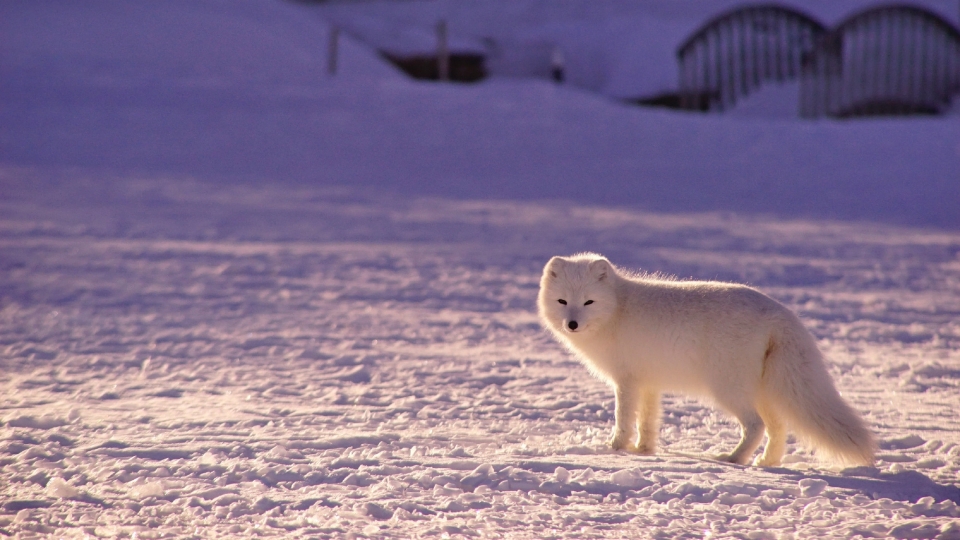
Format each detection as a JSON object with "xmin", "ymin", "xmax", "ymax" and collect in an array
[{"xmin": 537, "ymin": 253, "xmax": 875, "ymax": 467}]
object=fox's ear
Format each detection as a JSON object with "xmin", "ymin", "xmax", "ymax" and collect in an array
[
  {"xmin": 545, "ymin": 256, "xmax": 566, "ymax": 278},
  {"xmin": 589, "ymin": 258, "xmax": 612, "ymax": 281}
]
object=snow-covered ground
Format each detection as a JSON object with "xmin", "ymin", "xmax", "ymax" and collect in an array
[
  {"xmin": 3, "ymin": 174, "xmax": 960, "ymax": 539},
  {"xmin": 2, "ymin": 1, "xmax": 960, "ymax": 539}
]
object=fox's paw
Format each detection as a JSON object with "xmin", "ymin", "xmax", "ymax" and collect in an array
[
  {"xmin": 609, "ymin": 436, "xmax": 635, "ymax": 452},
  {"xmin": 753, "ymin": 455, "xmax": 782, "ymax": 468},
  {"xmin": 632, "ymin": 442, "xmax": 656, "ymax": 456}
]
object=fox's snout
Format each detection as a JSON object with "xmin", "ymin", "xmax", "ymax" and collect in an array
[{"xmin": 560, "ymin": 307, "xmax": 584, "ymax": 333}]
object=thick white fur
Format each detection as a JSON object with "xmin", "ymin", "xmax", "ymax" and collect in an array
[{"xmin": 537, "ymin": 253, "xmax": 875, "ymax": 467}]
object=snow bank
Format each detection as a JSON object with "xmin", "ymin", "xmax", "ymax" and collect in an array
[{"xmin": 2, "ymin": 0, "xmax": 958, "ymax": 228}]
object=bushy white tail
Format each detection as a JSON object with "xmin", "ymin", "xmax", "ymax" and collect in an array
[{"xmin": 764, "ymin": 321, "xmax": 876, "ymax": 466}]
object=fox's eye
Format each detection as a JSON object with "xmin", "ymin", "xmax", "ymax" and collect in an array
[
  {"xmin": 584, "ymin": 300, "xmax": 594, "ymax": 306},
  {"xmin": 557, "ymin": 299, "xmax": 567, "ymax": 305}
]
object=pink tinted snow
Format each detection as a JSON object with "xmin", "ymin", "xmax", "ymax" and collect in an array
[{"xmin": 1, "ymin": 0, "xmax": 959, "ymax": 538}]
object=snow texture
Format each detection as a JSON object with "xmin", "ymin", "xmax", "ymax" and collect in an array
[{"xmin": 1, "ymin": 0, "xmax": 960, "ymax": 539}]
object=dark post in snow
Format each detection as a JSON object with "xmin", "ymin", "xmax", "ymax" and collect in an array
[
  {"xmin": 551, "ymin": 45, "xmax": 565, "ymax": 83},
  {"xmin": 437, "ymin": 19, "xmax": 449, "ymax": 81},
  {"xmin": 328, "ymin": 26, "xmax": 340, "ymax": 76}
]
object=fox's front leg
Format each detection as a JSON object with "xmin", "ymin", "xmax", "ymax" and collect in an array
[
  {"xmin": 636, "ymin": 390, "xmax": 661, "ymax": 455},
  {"xmin": 610, "ymin": 383, "xmax": 641, "ymax": 451}
]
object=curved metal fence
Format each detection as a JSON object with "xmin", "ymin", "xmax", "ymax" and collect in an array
[
  {"xmin": 800, "ymin": 5, "xmax": 960, "ymax": 117},
  {"xmin": 677, "ymin": 5, "xmax": 826, "ymax": 110},
  {"xmin": 677, "ymin": 3, "xmax": 960, "ymax": 116}
]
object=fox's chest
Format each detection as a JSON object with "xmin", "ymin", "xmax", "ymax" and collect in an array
[{"xmin": 564, "ymin": 331, "xmax": 629, "ymax": 377}]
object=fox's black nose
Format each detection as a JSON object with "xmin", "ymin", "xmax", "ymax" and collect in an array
[{"xmin": 567, "ymin": 320, "xmax": 578, "ymax": 331}]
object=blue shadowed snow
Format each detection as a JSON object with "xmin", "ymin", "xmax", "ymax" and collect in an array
[{"xmin": 1, "ymin": 0, "xmax": 958, "ymax": 229}]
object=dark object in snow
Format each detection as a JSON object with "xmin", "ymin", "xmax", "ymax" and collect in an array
[
  {"xmin": 3, "ymin": 500, "xmax": 52, "ymax": 512},
  {"xmin": 629, "ymin": 91, "xmax": 714, "ymax": 111},
  {"xmin": 73, "ymin": 492, "xmax": 112, "ymax": 508},
  {"xmin": 289, "ymin": 497, "xmax": 340, "ymax": 511},
  {"xmin": 96, "ymin": 447, "xmax": 194, "ymax": 460},
  {"xmin": 151, "ymin": 388, "xmax": 184, "ymax": 398},
  {"xmin": 381, "ymin": 52, "xmax": 487, "ymax": 82},
  {"xmin": 252, "ymin": 496, "xmax": 284, "ymax": 514},
  {"xmin": 551, "ymin": 66, "xmax": 564, "ymax": 83},
  {"xmin": 551, "ymin": 46, "xmax": 565, "ymax": 83}
]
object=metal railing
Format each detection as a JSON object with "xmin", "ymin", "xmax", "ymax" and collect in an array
[
  {"xmin": 800, "ymin": 5, "xmax": 960, "ymax": 117},
  {"xmin": 676, "ymin": 3, "xmax": 960, "ymax": 116},
  {"xmin": 677, "ymin": 5, "xmax": 826, "ymax": 110}
]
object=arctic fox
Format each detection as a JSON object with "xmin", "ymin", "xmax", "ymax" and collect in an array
[{"xmin": 538, "ymin": 253, "xmax": 875, "ymax": 467}]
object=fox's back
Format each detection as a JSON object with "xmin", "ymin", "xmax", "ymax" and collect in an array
[
  {"xmin": 601, "ymin": 277, "xmax": 790, "ymax": 387},
  {"xmin": 616, "ymin": 276, "xmax": 788, "ymax": 331}
]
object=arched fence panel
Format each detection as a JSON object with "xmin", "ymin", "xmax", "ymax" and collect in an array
[
  {"xmin": 677, "ymin": 5, "xmax": 827, "ymax": 110},
  {"xmin": 677, "ymin": 3, "xmax": 960, "ymax": 116},
  {"xmin": 800, "ymin": 5, "xmax": 960, "ymax": 117}
]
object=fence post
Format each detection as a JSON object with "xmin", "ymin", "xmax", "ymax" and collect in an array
[
  {"xmin": 437, "ymin": 20, "xmax": 449, "ymax": 81},
  {"xmin": 328, "ymin": 26, "xmax": 339, "ymax": 76}
]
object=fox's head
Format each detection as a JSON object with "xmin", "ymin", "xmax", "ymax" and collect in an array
[{"xmin": 538, "ymin": 253, "xmax": 618, "ymax": 337}]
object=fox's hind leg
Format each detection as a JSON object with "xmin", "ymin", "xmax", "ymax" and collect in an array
[
  {"xmin": 718, "ymin": 408, "xmax": 765, "ymax": 465},
  {"xmin": 754, "ymin": 403, "xmax": 786, "ymax": 467}
]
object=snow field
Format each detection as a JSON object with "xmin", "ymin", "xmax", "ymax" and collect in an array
[
  {"xmin": 2, "ymin": 0, "xmax": 960, "ymax": 537},
  {"xmin": 2, "ymin": 175, "xmax": 960, "ymax": 538}
]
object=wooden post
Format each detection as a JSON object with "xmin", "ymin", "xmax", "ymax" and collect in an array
[
  {"xmin": 437, "ymin": 19, "xmax": 449, "ymax": 81},
  {"xmin": 328, "ymin": 26, "xmax": 340, "ymax": 76}
]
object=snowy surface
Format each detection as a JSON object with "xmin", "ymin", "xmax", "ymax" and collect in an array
[
  {"xmin": 2, "ymin": 0, "xmax": 960, "ymax": 539},
  {"xmin": 3, "ymin": 174, "xmax": 960, "ymax": 539}
]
